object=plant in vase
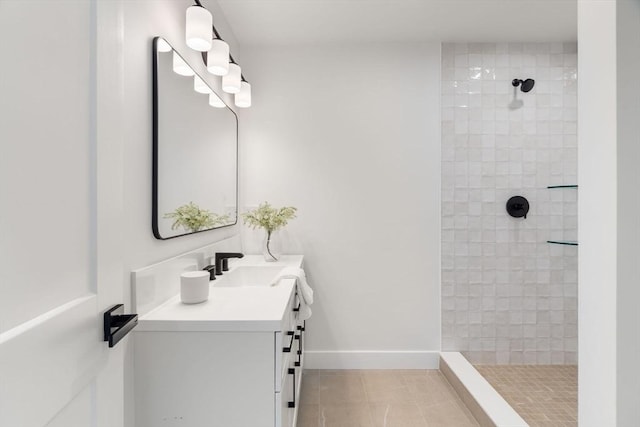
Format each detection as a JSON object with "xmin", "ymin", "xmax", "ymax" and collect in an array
[
  {"xmin": 242, "ymin": 202, "xmax": 297, "ymax": 261},
  {"xmin": 164, "ymin": 202, "xmax": 231, "ymax": 232}
]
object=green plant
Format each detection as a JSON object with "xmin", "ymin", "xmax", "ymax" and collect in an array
[
  {"xmin": 242, "ymin": 202, "xmax": 297, "ymax": 260},
  {"xmin": 164, "ymin": 202, "xmax": 231, "ymax": 232}
]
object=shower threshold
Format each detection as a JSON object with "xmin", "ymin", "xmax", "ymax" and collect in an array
[
  {"xmin": 440, "ymin": 352, "xmax": 528, "ymax": 427},
  {"xmin": 440, "ymin": 352, "xmax": 578, "ymax": 427}
]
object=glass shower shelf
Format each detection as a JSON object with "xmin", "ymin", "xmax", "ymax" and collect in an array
[
  {"xmin": 547, "ymin": 240, "xmax": 579, "ymax": 246},
  {"xmin": 547, "ymin": 185, "xmax": 578, "ymax": 189}
]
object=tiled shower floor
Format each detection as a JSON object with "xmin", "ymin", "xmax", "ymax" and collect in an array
[
  {"xmin": 297, "ymin": 369, "xmax": 478, "ymax": 427},
  {"xmin": 474, "ymin": 365, "xmax": 578, "ymax": 427}
]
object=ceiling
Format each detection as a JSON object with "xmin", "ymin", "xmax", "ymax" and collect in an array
[{"xmin": 215, "ymin": 0, "xmax": 577, "ymax": 46}]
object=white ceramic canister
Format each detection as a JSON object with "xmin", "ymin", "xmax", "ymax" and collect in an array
[{"xmin": 180, "ymin": 271, "xmax": 210, "ymax": 304}]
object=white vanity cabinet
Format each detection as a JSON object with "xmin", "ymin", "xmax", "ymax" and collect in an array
[{"xmin": 133, "ymin": 256, "xmax": 306, "ymax": 427}]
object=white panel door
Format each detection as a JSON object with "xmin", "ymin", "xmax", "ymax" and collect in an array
[{"xmin": 0, "ymin": 1, "xmax": 125, "ymax": 426}]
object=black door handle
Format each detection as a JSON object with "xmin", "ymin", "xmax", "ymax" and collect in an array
[{"xmin": 103, "ymin": 304, "xmax": 138, "ymax": 348}]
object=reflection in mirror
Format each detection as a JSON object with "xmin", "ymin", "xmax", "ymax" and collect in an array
[{"xmin": 153, "ymin": 37, "xmax": 238, "ymax": 239}]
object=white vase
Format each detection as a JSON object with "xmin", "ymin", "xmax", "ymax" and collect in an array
[{"xmin": 263, "ymin": 230, "xmax": 282, "ymax": 262}]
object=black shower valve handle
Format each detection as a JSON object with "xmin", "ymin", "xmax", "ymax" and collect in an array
[{"xmin": 506, "ymin": 196, "xmax": 530, "ymax": 219}]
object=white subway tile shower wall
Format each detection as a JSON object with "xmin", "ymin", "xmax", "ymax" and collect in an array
[{"xmin": 441, "ymin": 43, "xmax": 578, "ymax": 365}]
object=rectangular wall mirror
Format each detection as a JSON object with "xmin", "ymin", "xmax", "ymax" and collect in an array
[{"xmin": 152, "ymin": 37, "xmax": 238, "ymax": 240}]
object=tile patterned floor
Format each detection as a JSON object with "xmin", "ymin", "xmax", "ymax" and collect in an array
[
  {"xmin": 297, "ymin": 370, "xmax": 479, "ymax": 427},
  {"xmin": 474, "ymin": 365, "xmax": 578, "ymax": 427}
]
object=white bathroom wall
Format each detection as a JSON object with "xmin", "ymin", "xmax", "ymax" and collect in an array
[
  {"xmin": 441, "ymin": 43, "xmax": 579, "ymax": 365},
  {"xmin": 114, "ymin": 1, "xmax": 243, "ymax": 426},
  {"xmin": 578, "ymin": 1, "xmax": 617, "ymax": 425},
  {"xmin": 119, "ymin": 0, "xmax": 242, "ymax": 285},
  {"xmin": 578, "ymin": 0, "xmax": 640, "ymax": 425},
  {"xmin": 616, "ymin": 1, "xmax": 640, "ymax": 423},
  {"xmin": 240, "ymin": 43, "xmax": 442, "ymax": 367},
  {"xmin": 578, "ymin": 0, "xmax": 640, "ymax": 424}
]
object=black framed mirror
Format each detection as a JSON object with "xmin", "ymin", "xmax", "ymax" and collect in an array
[{"xmin": 152, "ymin": 37, "xmax": 238, "ymax": 240}]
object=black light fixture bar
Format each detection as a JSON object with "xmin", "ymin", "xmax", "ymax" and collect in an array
[{"xmin": 193, "ymin": 0, "xmax": 248, "ymax": 82}]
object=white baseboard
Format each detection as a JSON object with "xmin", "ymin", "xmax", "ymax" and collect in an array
[{"xmin": 304, "ymin": 351, "xmax": 440, "ymax": 369}]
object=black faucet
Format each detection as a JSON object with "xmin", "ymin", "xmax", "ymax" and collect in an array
[{"xmin": 214, "ymin": 252, "xmax": 244, "ymax": 275}]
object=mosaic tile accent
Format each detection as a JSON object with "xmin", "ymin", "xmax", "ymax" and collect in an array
[
  {"xmin": 474, "ymin": 364, "xmax": 577, "ymax": 426},
  {"xmin": 441, "ymin": 43, "xmax": 578, "ymax": 364}
]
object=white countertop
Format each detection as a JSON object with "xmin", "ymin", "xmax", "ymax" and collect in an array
[{"xmin": 136, "ymin": 255, "xmax": 303, "ymax": 332}]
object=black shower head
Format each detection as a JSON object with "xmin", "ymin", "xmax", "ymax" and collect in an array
[{"xmin": 512, "ymin": 78, "xmax": 535, "ymax": 93}]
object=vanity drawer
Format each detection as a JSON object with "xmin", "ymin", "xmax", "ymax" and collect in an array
[
  {"xmin": 280, "ymin": 287, "xmax": 300, "ymax": 333},
  {"xmin": 275, "ymin": 291, "xmax": 301, "ymax": 393},
  {"xmin": 275, "ymin": 327, "xmax": 300, "ymax": 392},
  {"xmin": 275, "ymin": 359, "xmax": 296, "ymax": 427},
  {"xmin": 275, "ymin": 333, "xmax": 291, "ymax": 392},
  {"xmin": 278, "ymin": 327, "xmax": 304, "ymax": 389}
]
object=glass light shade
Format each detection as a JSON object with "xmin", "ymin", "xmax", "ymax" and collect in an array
[
  {"xmin": 207, "ymin": 39, "xmax": 230, "ymax": 76},
  {"xmin": 185, "ymin": 6, "xmax": 212, "ymax": 52},
  {"xmin": 193, "ymin": 75, "xmax": 212, "ymax": 94},
  {"xmin": 157, "ymin": 38, "xmax": 172, "ymax": 53},
  {"xmin": 222, "ymin": 63, "xmax": 242, "ymax": 94},
  {"xmin": 234, "ymin": 82, "xmax": 252, "ymax": 108},
  {"xmin": 209, "ymin": 93, "xmax": 226, "ymax": 108},
  {"xmin": 173, "ymin": 51, "xmax": 194, "ymax": 76}
]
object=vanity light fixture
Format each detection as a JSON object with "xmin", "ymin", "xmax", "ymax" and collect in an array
[
  {"xmin": 209, "ymin": 92, "xmax": 226, "ymax": 108},
  {"xmin": 185, "ymin": 5, "xmax": 212, "ymax": 51},
  {"xmin": 157, "ymin": 38, "xmax": 172, "ymax": 53},
  {"xmin": 194, "ymin": 75, "xmax": 212, "ymax": 94},
  {"xmin": 186, "ymin": 0, "xmax": 252, "ymax": 106},
  {"xmin": 173, "ymin": 51, "xmax": 195, "ymax": 76},
  {"xmin": 235, "ymin": 81, "xmax": 251, "ymax": 108},
  {"xmin": 222, "ymin": 63, "xmax": 242, "ymax": 94},
  {"xmin": 207, "ymin": 39, "xmax": 230, "ymax": 76}
]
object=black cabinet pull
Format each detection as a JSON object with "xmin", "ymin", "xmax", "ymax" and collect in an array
[
  {"xmin": 283, "ymin": 331, "xmax": 295, "ymax": 352},
  {"xmin": 295, "ymin": 332, "xmax": 303, "ymax": 367},
  {"xmin": 293, "ymin": 303, "xmax": 300, "ymax": 312},
  {"xmin": 288, "ymin": 368, "xmax": 296, "ymax": 408}
]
